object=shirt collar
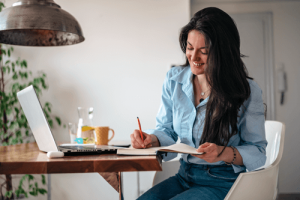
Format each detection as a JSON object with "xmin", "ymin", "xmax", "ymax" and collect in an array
[
  {"xmin": 170, "ymin": 66, "xmax": 194, "ymax": 104},
  {"xmin": 170, "ymin": 66, "xmax": 193, "ymax": 85},
  {"xmin": 170, "ymin": 66, "xmax": 209, "ymax": 108}
]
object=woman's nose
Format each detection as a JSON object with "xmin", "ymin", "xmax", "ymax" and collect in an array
[{"xmin": 191, "ymin": 52, "xmax": 200, "ymax": 61}]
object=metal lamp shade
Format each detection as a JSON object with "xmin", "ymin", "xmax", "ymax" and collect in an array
[{"xmin": 0, "ymin": 0, "xmax": 85, "ymax": 46}]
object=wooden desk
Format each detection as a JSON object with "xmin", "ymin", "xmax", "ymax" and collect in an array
[{"xmin": 0, "ymin": 143, "xmax": 162, "ymax": 199}]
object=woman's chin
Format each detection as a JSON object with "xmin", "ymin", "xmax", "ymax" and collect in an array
[{"xmin": 191, "ymin": 67, "xmax": 205, "ymax": 75}]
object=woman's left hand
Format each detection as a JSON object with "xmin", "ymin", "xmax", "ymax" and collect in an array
[{"xmin": 192, "ymin": 142, "xmax": 224, "ymax": 163}]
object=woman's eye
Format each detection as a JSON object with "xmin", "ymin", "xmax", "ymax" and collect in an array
[
  {"xmin": 187, "ymin": 47, "xmax": 193, "ymax": 50},
  {"xmin": 201, "ymin": 49, "xmax": 208, "ymax": 55}
]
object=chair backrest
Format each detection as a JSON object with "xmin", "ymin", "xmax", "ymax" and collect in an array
[
  {"xmin": 263, "ymin": 120, "xmax": 283, "ymax": 168},
  {"xmin": 225, "ymin": 120, "xmax": 285, "ymax": 200}
]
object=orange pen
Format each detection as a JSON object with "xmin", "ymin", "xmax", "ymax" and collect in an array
[{"xmin": 137, "ymin": 117, "xmax": 145, "ymax": 144}]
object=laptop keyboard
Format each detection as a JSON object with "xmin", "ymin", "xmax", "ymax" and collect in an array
[
  {"xmin": 59, "ymin": 146, "xmax": 96, "ymax": 150},
  {"xmin": 59, "ymin": 145, "xmax": 117, "ymax": 152}
]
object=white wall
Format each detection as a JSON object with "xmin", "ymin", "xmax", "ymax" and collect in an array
[
  {"xmin": 3, "ymin": 0, "xmax": 190, "ymax": 199},
  {"xmin": 191, "ymin": 0, "xmax": 300, "ymax": 194}
]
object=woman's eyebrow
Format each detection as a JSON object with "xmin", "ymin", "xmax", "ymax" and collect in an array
[{"xmin": 187, "ymin": 41, "xmax": 207, "ymax": 49}]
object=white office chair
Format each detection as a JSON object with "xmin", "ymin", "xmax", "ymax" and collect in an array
[{"xmin": 152, "ymin": 120, "xmax": 285, "ymax": 200}]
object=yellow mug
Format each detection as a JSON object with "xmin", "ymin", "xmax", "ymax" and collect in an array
[{"xmin": 94, "ymin": 126, "xmax": 115, "ymax": 145}]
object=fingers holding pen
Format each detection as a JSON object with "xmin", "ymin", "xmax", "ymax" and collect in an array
[
  {"xmin": 130, "ymin": 129, "xmax": 150, "ymax": 149},
  {"xmin": 143, "ymin": 134, "xmax": 152, "ymax": 148},
  {"xmin": 130, "ymin": 129, "xmax": 143, "ymax": 148}
]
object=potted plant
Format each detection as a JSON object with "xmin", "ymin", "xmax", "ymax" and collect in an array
[{"xmin": 0, "ymin": 3, "xmax": 63, "ymax": 199}]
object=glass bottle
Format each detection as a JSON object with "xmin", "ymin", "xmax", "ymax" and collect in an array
[{"xmin": 77, "ymin": 107, "xmax": 95, "ymax": 144}]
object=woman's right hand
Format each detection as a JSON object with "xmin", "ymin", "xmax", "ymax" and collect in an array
[{"xmin": 130, "ymin": 129, "xmax": 160, "ymax": 149}]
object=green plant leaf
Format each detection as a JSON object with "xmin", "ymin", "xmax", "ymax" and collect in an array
[
  {"xmin": 0, "ymin": 2, "xmax": 5, "ymax": 12},
  {"xmin": 12, "ymin": 82, "xmax": 20, "ymax": 92},
  {"xmin": 1, "ymin": 49, "xmax": 6, "ymax": 55},
  {"xmin": 16, "ymin": 130, "xmax": 21, "ymax": 137},
  {"xmin": 5, "ymin": 190, "xmax": 13, "ymax": 198},
  {"xmin": 38, "ymin": 188, "xmax": 47, "ymax": 195},
  {"xmin": 20, "ymin": 60, "xmax": 27, "ymax": 68},
  {"xmin": 12, "ymin": 72, "xmax": 18, "ymax": 80},
  {"xmin": 6, "ymin": 66, "xmax": 10, "ymax": 74},
  {"xmin": 28, "ymin": 174, "xmax": 34, "ymax": 181},
  {"xmin": 29, "ymin": 191, "xmax": 36, "ymax": 196},
  {"xmin": 42, "ymin": 175, "xmax": 46, "ymax": 185},
  {"xmin": 48, "ymin": 119, "xmax": 53, "ymax": 128},
  {"xmin": 6, "ymin": 108, "xmax": 12, "ymax": 116},
  {"xmin": 47, "ymin": 105, "xmax": 51, "ymax": 112},
  {"xmin": 41, "ymin": 77, "xmax": 47, "ymax": 89},
  {"xmin": 14, "ymin": 107, "xmax": 19, "ymax": 114},
  {"xmin": 9, "ymin": 121, "xmax": 18, "ymax": 130},
  {"xmin": 12, "ymin": 137, "xmax": 18, "ymax": 144},
  {"xmin": 19, "ymin": 71, "xmax": 24, "ymax": 79},
  {"xmin": 2, "ymin": 142, "xmax": 8, "ymax": 146},
  {"xmin": 8, "ymin": 49, "xmax": 11, "ymax": 57},
  {"xmin": 55, "ymin": 117, "xmax": 61, "ymax": 126},
  {"xmin": 5, "ymin": 60, "xmax": 10, "ymax": 65},
  {"xmin": 24, "ymin": 191, "xmax": 28, "ymax": 198}
]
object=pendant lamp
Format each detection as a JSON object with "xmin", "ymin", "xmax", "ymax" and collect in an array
[{"xmin": 0, "ymin": 0, "xmax": 84, "ymax": 46}]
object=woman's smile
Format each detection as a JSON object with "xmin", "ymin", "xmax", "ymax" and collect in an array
[{"xmin": 193, "ymin": 62, "xmax": 205, "ymax": 67}]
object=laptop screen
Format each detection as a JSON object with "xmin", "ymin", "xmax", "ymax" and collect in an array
[{"xmin": 17, "ymin": 85, "xmax": 59, "ymax": 153}]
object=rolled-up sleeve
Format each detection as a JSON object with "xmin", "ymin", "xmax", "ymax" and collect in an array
[
  {"xmin": 144, "ymin": 71, "xmax": 179, "ymax": 161},
  {"xmin": 234, "ymin": 81, "xmax": 268, "ymax": 172}
]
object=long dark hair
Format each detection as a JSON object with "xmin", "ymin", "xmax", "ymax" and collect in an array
[{"xmin": 179, "ymin": 7, "xmax": 252, "ymax": 153}]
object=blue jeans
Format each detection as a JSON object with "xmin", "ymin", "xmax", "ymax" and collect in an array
[{"xmin": 138, "ymin": 159, "xmax": 245, "ymax": 200}]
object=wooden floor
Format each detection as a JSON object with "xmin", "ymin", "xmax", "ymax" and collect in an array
[{"xmin": 277, "ymin": 194, "xmax": 300, "ymax": 200}]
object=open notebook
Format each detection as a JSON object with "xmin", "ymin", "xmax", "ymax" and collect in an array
[{"xmin": 117, "ymin": 143, "xmax": 204, "ymax": 156}]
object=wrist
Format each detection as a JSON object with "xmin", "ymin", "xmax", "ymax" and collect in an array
[
  {"xmin": 218, "ymin": 146, "xmax": 232, "ymax": 163},
  {"xmin": 150, "ymin": 135, "xmax": 160, "ymax": 147},
  {"xmin": 217, "ymin": 146, "xmax": 226, "ymax": 162},
  {"xmin": 223, "ymin": 146, "xmax": 236, "ymax": 165}
]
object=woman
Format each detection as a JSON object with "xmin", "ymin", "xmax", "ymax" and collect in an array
[{"xmin": 131, "ymin": 7, "xmax": 267, "ymax": 200}]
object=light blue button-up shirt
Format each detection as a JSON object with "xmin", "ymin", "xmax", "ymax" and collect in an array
[{"xmin": 145, "ymin": 66, "xmax": 267, "ymax": 173}]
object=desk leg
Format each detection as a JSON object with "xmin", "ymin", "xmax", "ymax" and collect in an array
[
  {"xmin": 118, "ymin": 172, "xmax": 123, "ymax": 200},
  {"xmin": 98, "ymin": 172, "xmax": 123, "ymax": 200}
]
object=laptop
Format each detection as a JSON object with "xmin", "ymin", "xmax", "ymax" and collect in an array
[{"xmin": 17, "ymin": 85, "xmax": 122, "ymax": 155}]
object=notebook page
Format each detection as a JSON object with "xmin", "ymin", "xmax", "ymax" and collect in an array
[
  {"xmin": 117, "ymin": 147, "xmax": 161, "ymax": 155},
  {"xmin": 158, "ymin": 143, "xmax": 204, "ymax": 155}
]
